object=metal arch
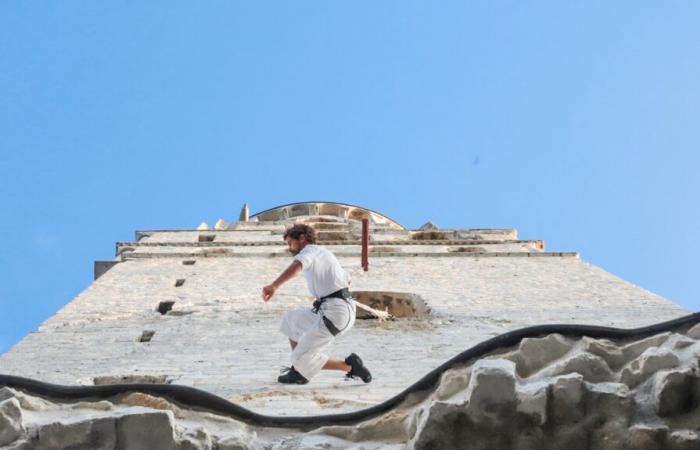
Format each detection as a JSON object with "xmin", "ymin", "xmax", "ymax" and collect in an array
[{"xmin": 249, "ymin": 201, "xmax": 406, "ymax": 230}]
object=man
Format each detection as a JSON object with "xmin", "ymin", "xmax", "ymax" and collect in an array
[{"xmin": 262, "ymin": 223, "xmax": 372, "ymax": 385}]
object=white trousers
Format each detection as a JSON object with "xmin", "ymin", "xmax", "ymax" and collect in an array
[{"xmin": 279, "ymin": 298, "xmax": 356, "ymax": 380}]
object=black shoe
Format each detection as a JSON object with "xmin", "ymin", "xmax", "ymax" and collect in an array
[
  {"xmin": 278, "ymin": 367, "xmax": 309, "ymax": 384},
  {"xmin": 345, "ymin": 353, "xmax": 372, "ymax": 383}
]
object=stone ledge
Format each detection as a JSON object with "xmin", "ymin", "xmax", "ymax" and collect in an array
[
  {"xmin": 121, "ymin": 252, "xmax": 579, "ymax": 260},
  {"xmin": 119, "ymin": 239, "xmax": 544, "ymax": 247}
]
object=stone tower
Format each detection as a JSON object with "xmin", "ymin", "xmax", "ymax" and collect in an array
[{"xmin": 1, "ymin": 201, "xmax": 693, "ymax": 449}]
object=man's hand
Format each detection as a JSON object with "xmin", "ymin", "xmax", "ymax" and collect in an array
[
  {"xmin": 261, "ymin": 261, "xmax": 303, "ymax": 303},
  {"xmin": 262, "ymin": 284, "xmax": 277, "ymax": 302}
]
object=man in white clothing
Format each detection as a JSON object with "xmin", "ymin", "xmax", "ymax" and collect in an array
[{"xmin": 262, "ymin": 223, "xmax": 372, "ymax": 384}]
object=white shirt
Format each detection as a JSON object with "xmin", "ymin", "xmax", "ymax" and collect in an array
[{"xmin": 294, "ymin": 244, "xmax": 350, "ymax": 298}]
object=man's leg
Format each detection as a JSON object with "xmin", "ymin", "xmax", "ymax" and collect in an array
[{"xmin": 322, "ymin": 358, "xmax": 351, "ymax": 372}]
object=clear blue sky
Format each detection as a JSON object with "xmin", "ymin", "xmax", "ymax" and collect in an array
[{"xmin": 1, "ymin": 2, "xmax": 699, "ymax": 355}]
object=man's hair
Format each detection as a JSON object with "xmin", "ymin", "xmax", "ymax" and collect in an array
[{"xmin": 283, "ymin": 223, "xmax": 317, "ymax": 244}]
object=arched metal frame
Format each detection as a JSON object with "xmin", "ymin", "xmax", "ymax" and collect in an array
[{"xmin": 250, "ymin": 201, "xmax": 405, "ymax": 230}]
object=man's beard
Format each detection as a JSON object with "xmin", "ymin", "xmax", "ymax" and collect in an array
[{"xmin": 289, "ymin": 248, "xmax": 299, "ymax": 256}]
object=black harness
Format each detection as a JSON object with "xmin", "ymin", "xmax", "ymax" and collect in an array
[{"xmin": 312, "ymin": 288, "xmax": 353, "ymax": 336}]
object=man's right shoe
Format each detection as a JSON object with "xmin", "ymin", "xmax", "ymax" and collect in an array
[
  {"xmin": 278, "ymin": 367, "xmax": 309, "ymax": 384},
  {"xmin": 345, "ymin": 353, "xmax": 372, "ymax": 383}
]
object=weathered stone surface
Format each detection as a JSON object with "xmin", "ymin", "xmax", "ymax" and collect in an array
[
  {"xmin": 515, "ymin": 333, "xmax": 573, "ymax": 376},
  {"xmin": 465, "ymin": 359, "xmax": 517, "ymax": 424},
  {"xmin": 667, "ymin": 429, "xmax": 700, "ymax": 450},
  {"xmin": 586, "ymin": 382, "xmax": 631, "ymax": 418},
  {"xmin": 621, "ymin": 333, "xmax": 671, "ymax": 361},
  {"xmin": 411, "ymin": 402, "xmax": 469, "ymax": 450},
  {"xmin": 516, "ymin": 381, "xmax": 548, "ymax": 425},
  {"xmin": 2, "ymin": 440, "xmax": 32, "ymax": 450},
  {"xmin": 583, "ymin": 337, "xmax": 626, "ymax": 370},
  {"xmin": 116, "ymin": 411, "xmax": 178, "ymax": 450},
  {"xmin": 685, "ymin": 323, "xmax": 700, "ymax": 339},
  {"xmin": 0, "ymin": 387, "xmax": 53, "ymax": 411},
  {"xmin": 434, "ymin": 367, "xmax": 470, "ymax": 401},
  {"xmin": 118, "ymin": 392, "xmax": 183, "ymax": 418},
  {"xmin": 550, "ymin": 373, "xmax": 585, "ymax": 424},
  {"xmin": 590, "ymin": 418, "xmax": 628, "ymax": 450},
  {"xmin": 667, "ymin": 334, "xmax": 696, "ymax": 350},
  {"xmin": 653, "ymin": 369, "xmax": 697, "ymax": 417},
  {"xmin": 621, "ymin": 346, "xmax": 680, "ymax": 386},
  {"xmin": 624, "ymin": 424, "xmax": 668, "ymax": 450},
  {"xmin": 0, "ymin": 397, "xmax": 24, "ymax": 446},
  {"xmin": 93, "ymin": 374, "xmax": 169, "ymax": 385},
  {"xmin": 178, "ymin": 427, "xmax": 213, "ymax": 450},
  {"xmin": 548, "ymin": 424, "xmax": 589, "ymax": 450},
  {"xmin": 34, "ymin": 416, "xmax": 116, "ymax": 450},
  {"xmin": 544, "ymin": 351, "xmax": 614, "ymax": 383},
  {"xmin": 69, "ymin": 400, "xmax": 113, "ymax": 411}
]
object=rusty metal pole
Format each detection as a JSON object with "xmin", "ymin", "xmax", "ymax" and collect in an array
[{"xmin": 361, "ymin": 218, "xmax": 369, "ymax": 272}]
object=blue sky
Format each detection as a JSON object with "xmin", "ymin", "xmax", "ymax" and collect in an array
[{"xmin": 1, "ymin": 2, "xmax": 699, "ymax": 355}]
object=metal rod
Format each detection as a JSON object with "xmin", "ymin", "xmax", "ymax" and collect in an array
[{"xmin": 361, "ymin": 218, "xmax": 369, "ymax": 271}]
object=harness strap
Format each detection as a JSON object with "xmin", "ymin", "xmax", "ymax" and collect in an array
[
  {"xmin": 312, "ymin": 288, "xmax": 351, "ymax": 313},
  {"xmin": 312, "ymin": 288, "xmax": 352, "ymax": 336}
]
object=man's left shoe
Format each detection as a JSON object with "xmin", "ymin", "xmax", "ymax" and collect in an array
[
  {"xmin": 345, "ymin": 353, "xmax": 372, "ymax": 383},
  {"xmin": 278, "ymin": 367, "xmax": 309, "ymax": 384}
]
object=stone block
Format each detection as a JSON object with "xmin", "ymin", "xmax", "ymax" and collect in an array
[
  {"xmin": 620, "ymin": 347, "xmax": 680, "ymax": 387},
  {"xmin": 0, "ymin": 387, "xmax": 53, "ymax": 411},
  {"xmin": 0, "ymin": 398, "xmax": 24, "ymax": 447},
  {"xmin": 178, "ymin": 427, "xmax": 213, "ymax": 450},
  {"xmin": 589, "ymin": 418, "xmax": 628, "ymax": 450},
  {"xmin": 667, "ymin": 430, "xmax": 700, "ymax": 450},
  {"xmin": 434, "ymin": 367, "xmax": 470, "ymax": 401},
  {"xmin": 653, "ymin": 369, "xmax": 697, "ymax": 417},
  {"xmin": 516, "ymin": 381, "xmax": 548, "ymax": 426},
  {"xmin": 586, "ymin": 382, "xmax": 632, "ymax": 419},
  {"xmin": 685, "ymin": 323, "xmax": 700, "ymax": 339},
  {"xmin": 624, "ymin": 424, "xmax": 667, "ymax": 450},
  {"xmin": 465, "ymin": 359, "xmax": 517, "ymax": 424},
  {"xmin": 582, "ymin": 337, "xmax": 626, "ymax": 370},
  {"xmin": 116, "ymin": 410, "xmax": 178, "ymax": 450},
  {"xmin": 550, "ymin": 373, "xmax": 585, "ymax": 424},
  {"xmin": 515, "ymin": 333, "xmax": 573, "ymax": 376},
  {"xmin": 621, "ymin": 333, "xmax": 671, "ymax": 361},
  {"xmin": 34, "ymin": 416, "xmax": 116, "ymax": 450},
  {"xmin": 545, "ymin": 351, "xmax": 614, "ymax": 383}
]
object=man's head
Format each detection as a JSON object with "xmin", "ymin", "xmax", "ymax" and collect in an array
[{"xmin": 283, "ymin": 223, "xmax": 316, "ymax": 255}]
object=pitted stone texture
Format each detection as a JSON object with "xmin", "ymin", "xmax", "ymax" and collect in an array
[
  {"xmin": 685, "ymin": 323, "xmax": 700, "ymax": 340},
  {"xmin": 541, "ymin": 351, "xmax": 614, "ymax": 383},
  {"xmin": 550, "ymin": 373, "xmax": 586, "ymax": 424},
  {"xmin": 653, "ymin": 369, "xmax": 698, "ymax": 417},
  {"xmin": 0, "ymin": 398, "xmax": 24, "ymax": 446},
  {"xmin": 621, "ymin": 333, "xmax": 671, "ymax": 361},
  {"xmin": 0, "ymin": 387, "xmax": 53, "ymax": 412},
  {"xmin": 34, "ymin": 416, "xmax": 116, "ymax": 450},
  {"xmin": 516, "ymin": 381, "xmax": 548, "ymax": 425},
  {"xmin": 117, "ymin": 411, "xmax": 178, "ymax": 450},
  {"xmin": 465, "ymin": 359, "xmax": 517, "ymax": 424},
  {"xmin": 514, "ymin": 333, "xmax": 573, "ymax": 377},
  {"xmin": 621, "ymin": 347, "xmax": 680, "ymax": 387},
  {"xmin": 434, "ymin": 367, "xmax": 470, "ymax": 401},
  {"xmin": 625, "ymin": 424, "xmax": 668, "ymax": 450},
  {"xmin": 582, "ymin": 337, "xmax": 626, "ymax": 370},
  {"xmin": 667, "ymin": 430, "xmax": 700, "ymax": 450}
]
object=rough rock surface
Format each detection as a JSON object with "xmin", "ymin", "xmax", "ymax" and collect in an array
[{"xmin": 5, "ymin": 327, "xmax": 700, "ymax": 449}]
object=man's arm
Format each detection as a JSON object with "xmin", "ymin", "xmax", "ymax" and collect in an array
[{"xmin": 262, "ymin": 260, "xmax": 303, "ymax": 302}]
